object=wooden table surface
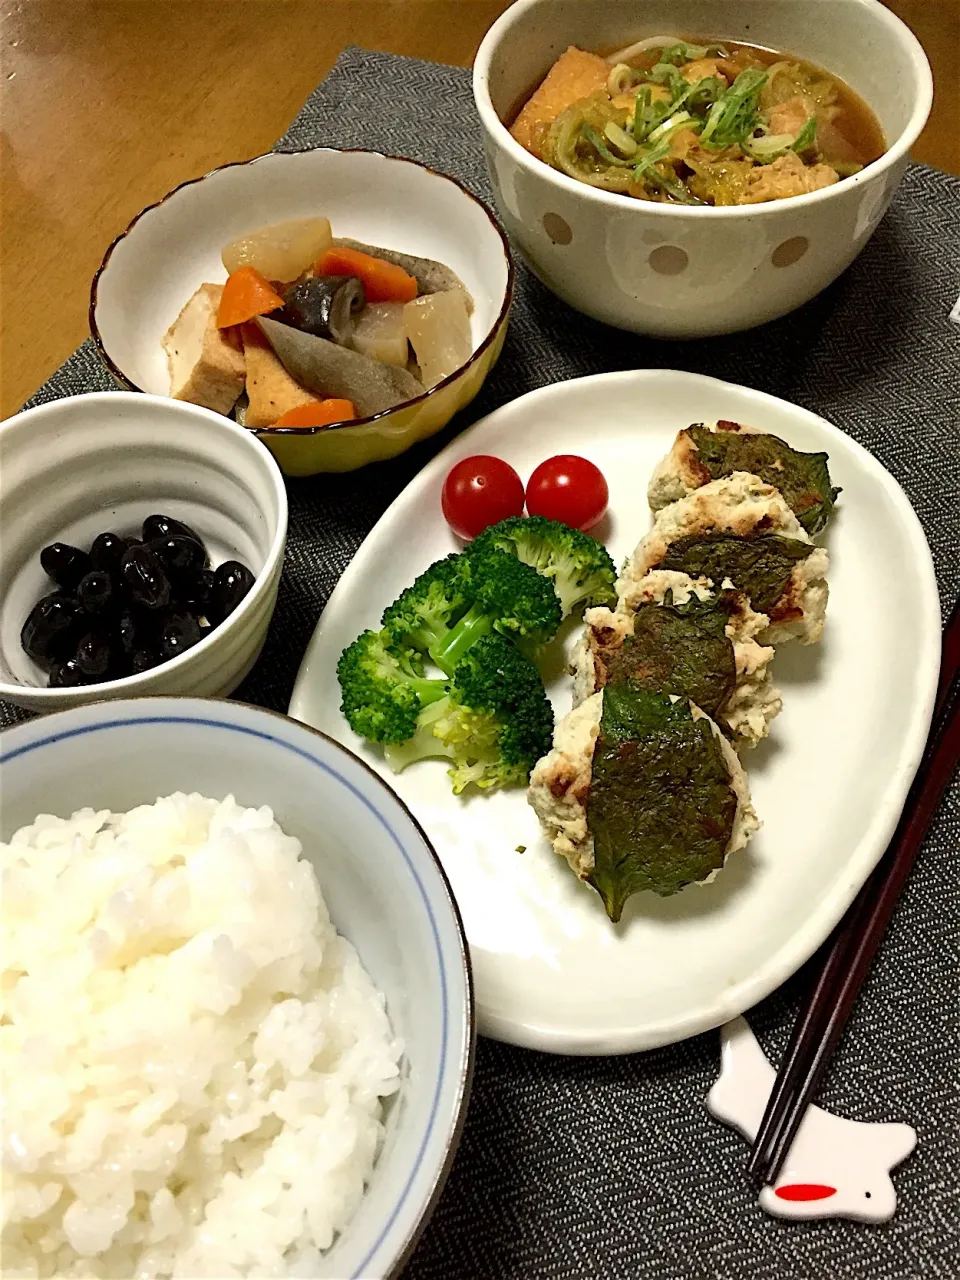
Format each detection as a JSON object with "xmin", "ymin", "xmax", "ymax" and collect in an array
[{"xmin": 1, "ymin": 0, "xmax": 957, "ymax": 418}]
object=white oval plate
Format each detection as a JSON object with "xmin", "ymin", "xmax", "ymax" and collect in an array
[{"xmin": 289, "ymin": 370, "xmax": 940, "ymax": 1055}]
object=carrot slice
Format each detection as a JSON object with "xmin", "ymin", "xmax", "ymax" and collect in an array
[
  {"xmin": 314, "ymin": 247, "xmax": 418, "ymax": 304},
  {"xmin": 217, "ymin": 267, "xmax": 285, "ymax": 328},
  {"xmin": 273, "ymin": 399, "xmax": 357, "ymax": 428}
]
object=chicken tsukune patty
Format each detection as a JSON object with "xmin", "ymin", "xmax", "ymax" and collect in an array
[
  {"xmin": 571, "ymin": 570, "xmax": 781, "ymax": 748},
  {"xmin": 528, "ymin": 684, "xmax": 760, "ymax": 920},
  {"xmin": 619, "ymin": 472, "xmax": 829, "ymax": 645},
  {"xmin": 648, "ymin": 420, "xmax": 840, "ymax": 536}
]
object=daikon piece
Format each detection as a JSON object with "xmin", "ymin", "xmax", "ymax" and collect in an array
[
  {"xmin": 221, "ymin": 217, "xmax": 333, "ymax": 283},
  {"xmin": 403, "ymin": 290, "xmax": 473, "ymax": 388},
  {"xmin": 350, "ymin": 302, "xmax": 410, "ymax": 367}
]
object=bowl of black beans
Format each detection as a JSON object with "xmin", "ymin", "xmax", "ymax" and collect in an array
[{"xmin": 0, "ymin": 392, "xmax": 287, "ymax": 712}]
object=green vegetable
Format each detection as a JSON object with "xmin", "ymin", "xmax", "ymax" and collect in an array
[
  {"xmin": 658, "ymin": 533, "xmax": 814, "ymax": 613},
  {"xmin": 595, "ymin": 593, "xmax": 736, "ymax": 720},
  {"xmin": 380, "ymin": 553, "xmax": 470, "ymax": 656},
  {"xmin": 467, "ymin": 515, "xmax": 617, "ymax": 618},
  {"xmin": 383, "ymin": 633, "xmax": 554, "ymax": 793},
  {"xmin": 646, "ymin": 109, "xmax": 699, "ymax": 146},
  {"xmin": 336, "ymin": 629, "xmax": 448, "ymax": 744},
  {"xmin": 741, "ymin": 116, "xmax": 819, "ymax": 164},
  {"xmin": 658, "ymin": 40, "xmax": 729, "ymax": 64},
  {"xmin": 699, "ymin": 68, "xmax": 768, "ymax": 149},
  {"xmin": 383, "ymin": 547, "xmax": 562, "ymax": 675},
  {"xmin": 792, "ymin": 116, "xmax": 818, "ymax": 152},
  {"xmin": 581, "ymin": 123, "xmax": 635, "ymax": 167},
  {"xmin": 632, "ymin": 86, "xmax": 671, "ymax": 143},
  {"xmin": 604, "ymin": 120, "xmax": 638, "ymax": 157},
  {"xmin": 686, "ymin": 425, "xmax": 840, "ymax": 534},
  {"xmin": 587, "ymin": 683, "xmax": 738, "ymax": 920}
]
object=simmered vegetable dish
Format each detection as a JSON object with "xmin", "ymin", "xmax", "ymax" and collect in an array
[
  {"xmin": 162, "ymin": 219, "xmax": 474, "ymax": 427},
  {"xmin": 510, "ymin": 37, "xmax": 884, "ymax": 205}
]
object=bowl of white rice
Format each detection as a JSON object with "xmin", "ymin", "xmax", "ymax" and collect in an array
[{"xmin": 0, "ymin": 697, "xmax": 474, "ymax": 1279}]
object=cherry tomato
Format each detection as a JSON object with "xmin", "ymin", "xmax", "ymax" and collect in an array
[
  {"xmin": 441, "ymin": 455, "xmax": 525, "ymax": 539},
  {"xmin": 525, "ymin": 455, "xmax": 609, "ymax": 531}
]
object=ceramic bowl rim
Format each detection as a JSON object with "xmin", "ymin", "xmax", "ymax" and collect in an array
[
  {"xmin": 0, "ymin": 391, "xmax": 288, "ymax": 705},
  {"xmin": 472, "ymin": 0, "xmax": 934, "ymax": 219},
  {"xmin": 0, "ymin": 694, "xmax": 476, "ymax": 1278},
  {"xmin": 89, "ymin": 148, "xmax": 515, "ymax": 436}
]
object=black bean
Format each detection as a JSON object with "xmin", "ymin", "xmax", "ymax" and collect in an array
[
  {"xmin": 21, "ymin": 594, "xmax": 83, "ymax": 669},
  {"xmin": 210, "ymin": 561, "xmax": 256, "ymax": 622},
  {"xmin": 49, "ymin": 656, "xmax": 88, "ymax": 687},
  {"xmin": 77, "ymin": 571, "xmax": 114, "ymax": 615},
  {"xmin": 142, "ymin": 514, "xmax": 204, "ymax": 546},
  {"xmin": 131, "ymin": 648, "xmax": 161, "ymax": 674},
  {"xmin": 179, "ymin": 568, "xmax": 215, "ymax": 612},
  {"xmin": 159, "ymin": 611, "xmax": 203, "ymax": 661},
  {"xmin": 90, "ymin": 532, "xmax": 129, "ymax": 576},
  {"xmin": 146, "ymin": 534, "xmax": 206, "ymax": 581},
  {"xmin": 120, "ymin": 545, "xmax": 171, "ymax": 611},
  {"xmin": 76, "ymin": 630, "xmax": 113, "ymax": 679},
  {"xmin": 39, "ymin": 543, "xmax": 92, "ymax": 591}
]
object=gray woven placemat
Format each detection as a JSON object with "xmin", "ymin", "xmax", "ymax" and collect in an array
[{"xmin": 5, "ymin": 47, "xmax": 960, "ymax": 1280}]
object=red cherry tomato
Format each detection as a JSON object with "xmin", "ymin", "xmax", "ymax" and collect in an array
[
  {"xmin": 442, "ymin": 455, "xmax": 525, "ymax": 539},
  {"xmin": 525, "ymin": 455, "xmax": 609, "ymax": 531}
]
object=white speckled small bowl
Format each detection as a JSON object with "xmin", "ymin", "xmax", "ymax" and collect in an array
[
  {"xmin": 474, "ymin": 0, "xmax": 933, "ymax": 337},
  {"xmin": 0, "ymin": 697, "xmax": 474, "ymax": 1278},
  {"xmin": 0, "ymin": 392, "xmax": 287, "ymax": 712}
]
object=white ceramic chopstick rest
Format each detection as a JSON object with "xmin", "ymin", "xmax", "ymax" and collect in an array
[{"xmin": 706, "ymin": 1017, "xmax": 917, "ymax": 1222}]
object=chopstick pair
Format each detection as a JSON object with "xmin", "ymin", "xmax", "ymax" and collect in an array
[{"xmin": 747, "ymin": 595, "xmax": 960, "ymax": 1185}]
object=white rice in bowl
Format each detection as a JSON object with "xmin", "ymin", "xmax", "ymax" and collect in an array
[{"xmin": 0, "ymin": 794, "xmax": 403, "ymax": 1279}]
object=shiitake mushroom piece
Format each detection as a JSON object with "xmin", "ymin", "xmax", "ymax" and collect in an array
[{"xmin": 277, "ymin": 274, "xmax": 366, "ymax": 345}]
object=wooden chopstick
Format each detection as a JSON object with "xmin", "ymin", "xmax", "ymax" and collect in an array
[{"xmin": 747, "ymin": 596, "xmax": 960, "ymax": 1184}]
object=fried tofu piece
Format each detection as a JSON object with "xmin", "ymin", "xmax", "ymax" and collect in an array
[
  {"xmin": 681, "ymin": 57, "xmax": 730, "ymax": 85},
  {"xmin": 162, "ymin": 284, "xmax": 245, "ymax": 415},
  {"xmin": 240, "ymin": 323, "xmax": 323, "ymax": 429},
  {"xmin": 739, "ymin": 150, "xmax": 838, "ymax": 204},
  {"xmin": 510, "ymin": 47, "xmax": 610, "ymax": 156}
]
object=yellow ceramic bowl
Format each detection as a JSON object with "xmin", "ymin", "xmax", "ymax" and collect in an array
[{"xmin": 90, "ymin": 149, "xmax": 514, "ymax": 476}]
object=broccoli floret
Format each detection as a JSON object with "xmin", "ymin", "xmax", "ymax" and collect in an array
[
  {"xmin": 382, "ymin": 548, "xmax": 562, "ymax": 675},
  {"xmin": 380, "ymin": 554, "xmax": 470, "ymax": 655},
  {"xmin": 384, "ymin": 633, "xmax": 555, "ymax": 793},
  {"xmin": 468, "ymin": 515, "xmax": 617, "ymax": 617},
  {"xmin": 336, "ymin": 629, "xmax": 447, "ymax": 744}
]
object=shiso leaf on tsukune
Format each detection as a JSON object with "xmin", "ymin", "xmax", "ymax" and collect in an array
[
  {"xmin": 649, "ymin": 421, "xmax": 841, "ymax": 535},
  {"xmin": 528, "ymin": 681, "xmax": 759, "ymax": 922}
]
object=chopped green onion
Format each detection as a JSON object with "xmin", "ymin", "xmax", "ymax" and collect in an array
[
  {"xmin": 647, "ymin": 109, "xmax": 699, "ymax": 146},
  {"xmin": 832, "ymin": 160, "xmax": 863, "ymax": 177},
  {"xmin": 641, "ymin": 61, "xmax": 686, "ymax": 97},
  {"xmin": 658, "ymin": 40, "xmax": 729, "ymax": 64},
  {"xmin": 607, "ymin": 62, "xmax": 641, "ymax": 96},
  {"xmin": 632, "ymin": 86, "xmax": 671, "ymax": 143},
  {"xmin": 792, "ymin": 116, "xmax": 818, "ymax": 152},
  {"xmin": 581, "ymin": 123, "xmax": 635, "ymax": 167},
  {"xmin": 684, "ymin": 75, "xmax": 725, "ymax": 112},
  {"xmin": 741, "ymin": 131, "xmax": 795, "ymax": 163},
  {"xmin": 604, "ymin": 120, "xmax": 638, "ymax": 157},
  {"xmin": 633, "ymin": 140, "xmax": 671, "ymax": 177},
  {"xmin": 657, "ymin": 41, "xmax": 709, "ymax": 64},
  {"xmin": 699, "ymin": 68, "xmax": 768, "ymax": 149}
]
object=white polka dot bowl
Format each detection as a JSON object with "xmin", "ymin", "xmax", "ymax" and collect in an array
[{"xmin": 473, "ymin": 0, "xmax": 932, "ymax": 337}]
